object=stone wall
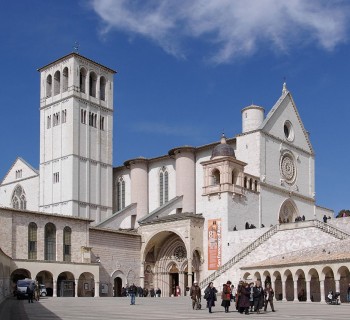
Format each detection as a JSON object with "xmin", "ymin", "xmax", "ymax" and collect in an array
[{"xmin": 89, "ymin": 228, "xmax": 141, "ymax": 297}]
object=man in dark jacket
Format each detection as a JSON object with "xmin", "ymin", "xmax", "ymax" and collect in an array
[
  {"xmin": 263, "ymin": 283, "xmax": 275, "ymax": 312},
  {"xmin": 129, "ymin": 283, "xmax": 137, "ymax": 305},
  {"xmin": 253, "ymin": 281, "xmax": 264, "ymax": 313},
  {"xmin": 190, "ymin": 281, "xmax": 201, "ymax": 310}
]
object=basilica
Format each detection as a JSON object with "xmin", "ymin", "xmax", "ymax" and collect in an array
[{"xmin": 0, "ymin": 53, "xmax": 349, "ymax": 304}]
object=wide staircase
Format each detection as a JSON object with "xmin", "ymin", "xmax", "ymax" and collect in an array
[{"xmin": 199, "ymin": 219, "xmax": 350, "ymax": 288}]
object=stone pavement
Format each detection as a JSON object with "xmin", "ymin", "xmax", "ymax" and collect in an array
[{"xmin": 0, "ymin": 296, "xmax": 349, "ymax": 320}]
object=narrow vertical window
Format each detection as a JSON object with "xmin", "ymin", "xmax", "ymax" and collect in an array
[
  {"xmin": 62, "ymin": 67, "xmax": 68, "ymax": 92},
  {"xmin": 28, "ymin": 222, "xmax": 37, "ymax": 260},
  {"xmin": 63, "ymin": 226, "xmax": 72, "ymax": 262},
  {"xmin": 62, "ymin": 109, "xmax": 67, "ymax": 123},
  {"xmin": 81, "ymin": 109, "xmax": 86, "ymax": 124},
  {"xmin": 45, "ymin": 223, "xmax": 56, "ymax": 261},
  {"xmin": 159, "ymin": 167, "xmax": 169, "ymax": 206},
  {"xmin": 47, "ymin": 115, "xmax": 51, "ymax": 129},
  {"xmin": 46, "ymin": 75, "xmax": 52, "ymax": 98},
  {"xmin": 53, "ymin": 71, "xmax": 60, "ymax": 95},
  {"xmin": 100, "ymin": 116, "xmax": 105, "ymax": 130},
  {"xmin": 53, "ymin": 172, "xmax": 60, "ymax": 184},
  {"xmin": 89, "ymin": 72, "xmax": 97, "ymax": 97},
  {"xmin": 117, "ymin": 177, "xmax": 125, "ymax": 211},
  {"xmin": 100, "ymin": 76, "xmax": 106, "ymax": 101},
  {"xmin": 80, "ymin": 68, "xmax": 86, "ymax": 93}
]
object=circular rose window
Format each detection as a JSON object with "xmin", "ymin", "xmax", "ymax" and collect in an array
[
  {"xmin": 174, "ymin": 246, "xmax": 186, "ymax": 261},
  {"xmin": 280, "ymin": 153, "xmax": 296, "ymax": 183}
]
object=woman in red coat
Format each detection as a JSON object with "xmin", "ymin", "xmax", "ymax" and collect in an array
[{"xmin": 221, "ymin": 281, "xmax": 231, "ymax": 313}]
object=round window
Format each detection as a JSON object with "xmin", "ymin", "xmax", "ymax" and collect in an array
[
  {"xmin": 284, "ymin": 121, "xmax": 294, "ymax": 141},
  {"xmin": 280, "ymin": 153, "xmax": 297, "ymax": 184}
]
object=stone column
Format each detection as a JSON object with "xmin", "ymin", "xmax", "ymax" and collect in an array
[
  {"xmin": 282, "ymin": 280, "xmax": 287, "ymax": 301},
  {"xmin": 306, "ymin": 280, "xmax": 311, "ymax": 302},
  {"xmin": 94, "ymin": 281, "xmax": 99, "ymax": 297},
  {"xmin": 293, "ymin": 280, "xmax": 298, "ymax": 302},
  {"xmin": 335, "ymin": 280, "xmax": 340, "ymax": 295},
  {"xmin": 53, "ymin": 280, "xmax": 57, "ymax": 298},
  {"xmin": 187, "ymin": 258, "xmax": 193, "ymax": 287},
  {"xmin": 179, "ymin": 272, "xmax": 185, "ymax": 296},
  {"xmin": 140, "ymin": 262, "xmax": 145, "ymax": 288},
  {"xmin": 271, "ymin": 279, "xmax": 277, "ymax": 301},
  {"xmin": 75, "ymin": 279, "xmax": 79, "ymax": 297},
  {"xmin": 320, "ymin": 280, "xmax": 325, "ymax": 303}
]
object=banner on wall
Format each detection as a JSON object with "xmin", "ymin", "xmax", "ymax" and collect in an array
[{"xmin": 208, "ymin": 219, "xmax": 222, "ymax": 270}]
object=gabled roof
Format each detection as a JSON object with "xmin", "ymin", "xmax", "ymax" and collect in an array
[
  {"xmin": 259, "ymin": 87, "xmax": 314, "ymax": 154},
  {"xmin": 0, "ymin": 157, "xmax": 39, "ymax": 185}
]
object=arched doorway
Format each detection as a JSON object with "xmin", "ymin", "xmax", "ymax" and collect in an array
[
  {"xmin": 57, "ymin": 271, "xmax": 75, "ymax": 297},
  {"xmin": 114, "ymin": 277, "xmax": 122, "ymax": 297},
  {"xmin": 78, "ymin": 272, "xmax": 94, "ymax": 297},
  {"xmin": 279, "ymin": 200, "xmax": 298, "ymax": 223},
  {"xmin": 169, "ymin": 264, "xmax": 179, "ymax": 297},
  {"xmin": 36, "ymin": 270, "xmax": 53, "ymax": 297},
  {"xmin": 11, "ymin": 269, "xmax": 31, "ymax": 295},
  {"xmin": 143, "ymin": 231, "xmax": 193, "ymax": 297},
  {"xmin": 308, "ymin": 268, "xmax": 320, "ymax": 302}
]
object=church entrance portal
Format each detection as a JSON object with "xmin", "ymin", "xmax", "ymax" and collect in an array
[
  {"xmin": 169, "ymin": 265, "xmax": 179, "ymax": 296},
  {"xmin": 114, "ymin": 277, "xmax": 122, "ymax": 297}
]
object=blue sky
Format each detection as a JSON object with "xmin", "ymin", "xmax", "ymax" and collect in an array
[{"xmin": 0, "ymin": 0, "xmax": 349, "ymax": 214}]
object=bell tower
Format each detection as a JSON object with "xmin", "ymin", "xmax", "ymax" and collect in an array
[{"xmin": 38, "ymin": 53, "xmax": 116, "ymax": 223}]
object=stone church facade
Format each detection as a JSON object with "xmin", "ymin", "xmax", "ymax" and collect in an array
[{"xmin": 0, "ymin": 52, "xmax": 349, "ymax": 303}]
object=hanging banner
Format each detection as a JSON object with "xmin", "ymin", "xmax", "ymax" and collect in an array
[{"xmin": 208, "ymin": 219, "xmax": 222, "ymax": 270}]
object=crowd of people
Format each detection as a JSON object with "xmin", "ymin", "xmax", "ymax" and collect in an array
[
  {"xmin": 120, "ymin": 285, "xmax": 161, "ymax": 299},
  {"xmin": 190, "ymin": 280, "xmax": 276, "ymax": 314}
]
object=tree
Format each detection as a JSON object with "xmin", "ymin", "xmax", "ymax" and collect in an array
[{"xmin": 336, "ymin": 209, "xmax": 350, "ymax": 218}]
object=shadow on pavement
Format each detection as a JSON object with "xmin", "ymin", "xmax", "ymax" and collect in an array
[{"xmin": 0, "ymin": 297, "xmax": 61, "ymax": 320}]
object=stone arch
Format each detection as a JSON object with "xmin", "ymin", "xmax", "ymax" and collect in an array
[
  {"xmin": 295, "ymin": 269, "xmax": 306, "ymax": 301},
  {"xmin": 273, "ymin": 271, "xmax": 282, "ymax": 300},
  {"xmin": 262, "ymin": 270, "xmax": 271, "ymax": 286},
  {"xmin": 11, "ymin": 268, "xmax": 31, "ymax": 285},
  {"xmin": 307, "ymin": 268, "xmax": 320, "ymax": 302},
  {"xmin": 211, "ymin": 168, "xmax": 221, "ymax": 185},
  {"xmin": 279, "ymin": 199, "xmax": 299, "ymax": 223},
  {"xmin": 57, "ymin": 271, "xmax": 75, "ymax": 297},
  {"xmin": 253, "ymin": 271, "xmax": 262, "ymax": 282},
  {"xmin": 35, "ymin": 270, "xmax": 53, "ymax": 297},
  {"xmin": 321, "ymin": 266, "xmax": 335, "ymax": 301},
  {"xmin": 337, "ymin": 265, "xmax": 350, "ymax": 302},
  {"xmin": 111, "ymin": 270, "xmax": 126, "ymax": 297},
  {"xmin": 242, "ymin": 272, "xmax": 252, "ymax": 281},
  {"xmin": 283, "ymin": 269, "xmax": 294, "ymax": 301},
  {"xmin": 78, "ymin": 272, "xmax": 94, "ymax": 297}
]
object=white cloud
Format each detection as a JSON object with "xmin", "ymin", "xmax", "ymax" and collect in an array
[{"xmin": 90, "ymin": 0, "xmax": 349, "ymax": 63}]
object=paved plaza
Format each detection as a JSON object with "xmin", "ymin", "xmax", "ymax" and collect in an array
[{"xmin": 0, "ymin": 296, "xmax": 349, "ymax": 320}]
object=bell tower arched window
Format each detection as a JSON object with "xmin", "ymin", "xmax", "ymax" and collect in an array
[
  {"xmin": 212, "ymin": 169, "xmax": 220, "ymax": 185},
  {"xmin": 45, "ymin": 223, "xmax": 56, "ymax": 261},
  {"xmin": 62, "ymin": 67, "xmax": 68, "ymax": 92},
  {"xmin": 100, "ymin": 76, "xmax": 106, "ymax": 101},
  {"xmin": 54, "ymin": 70, "xmax": 60, "ymax": 95},
  {"xmin": 80, "ymin": 68, "xmax": 87, "ymax": 93},
  {"xmin": 159, "ymin": 167, "xmax": 169, "ymax": 206},
  {"xmin": 117, "ymin": 177, "xmax": 125, "ymax": 211},
  {"xmin": 46, "ymin": 75, "xmax": 52, "ymax": 97},
  {"xmin": 89, "ymin": 71, "xmax": 97, "ymax": 97}
]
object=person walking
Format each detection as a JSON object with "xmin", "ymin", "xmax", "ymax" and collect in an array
[
  {"xmin": 129, "ymin": 283, "xmax": 137, "ymax": 305},
  {"xmin": 221, "ymin": 281, "xmax": 231, "ymax": 313},
  {"xmin": 190, "ymin": 281, "xmax": 201, "ymax": 310},
  {"xmin": 253, "ymin": 281, "xmax": 264, "ymax": 313},
  {"xmin": 264, "ymin": 283, "xmax": 275, "ymax": 312},
  {"xmin": 204, "ymin": 282, "xmax": 217, "ymax": 313},
  {"xmin": 26, "ymin": 282, "xmax": 35, "ymax": 303},
  {"xmin": 238, "ymin": 282, "xmax": 250, "ymax": 314}
]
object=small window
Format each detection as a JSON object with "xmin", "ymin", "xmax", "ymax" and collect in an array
[
  {"xmin": 100, "ymin": 116, "xmax": 105, "ymax": 131},
  {"xmin": 212, "ymin": 169, "xmax": 220, "ymax": 185},
  {"xmin": 81, "ymin": 109, "xmax": 86, "ymax": 124},
  {"xmin": 15, "ymin": 169, "xmax": 22, "ymax": 179},
  {"xmin": 47, "ymin": 115, "xmax": 51, "ymax": 129},
  {"xmin": 45, "ymin": 223, "xmax": 56, "ymax": 261},
  {"xmin": 159, "ymin": 167, "xmax": 169, "ymax": 206},
  {"xmin": 63, "ymin": 226, "xmax": 72, "ymax": 262},
  {"xmin": 117, "ymin": 177, "xmax": 125, "ymax": 211},
  {"xmin": 12, "ymin": 185, "xmax": 26, "ymax": 210},
  {"xmin": 53, "ymin": 172, "xmax": 60, "ymax": 184},
  {"xmin": 62, "ymin": 109, "xmax": 67, "ymax": 123},
  {"xmin": 53, "ymin": 112, "xmax": 60, "ymax": 126},
  {"xmin": 284, "ymin": 121, "xmax": 294, "ymax": 141}
]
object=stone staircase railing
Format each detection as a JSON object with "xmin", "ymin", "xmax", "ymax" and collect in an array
[
  {"xmin": 313, "ymin": 220, "xmax": 350, "ymax": 240},
  {"xmin": 199, "ymin": 219, "xmax": 350, "ymax": 288},
  {"xmin": 199, "ymin": 224, "xmax": 279, "ymax": 288}
]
